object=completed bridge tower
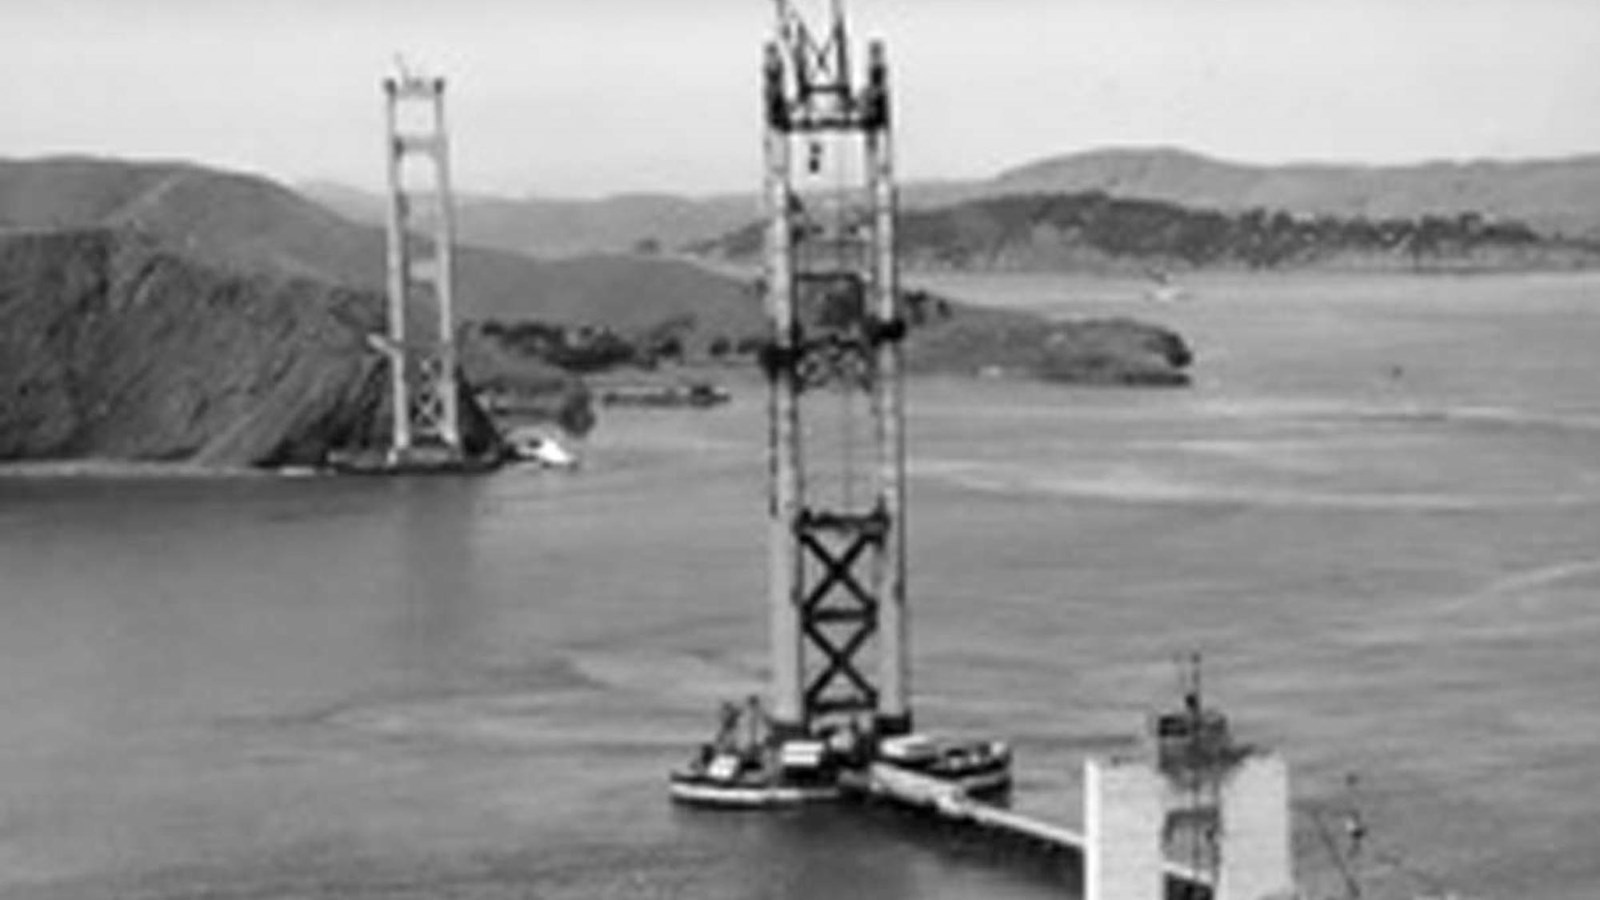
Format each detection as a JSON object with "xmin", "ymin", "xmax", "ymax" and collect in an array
[{"xmin": 377, "ymin": 61, "xmax": 464, "ymax": 468}]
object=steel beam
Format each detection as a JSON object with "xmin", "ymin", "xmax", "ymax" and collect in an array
[
  {"xmin": 765, "ymin": 41, "xmax": 806, "ymax": 732},
  {"xmin": 865, "ymin": 40, "xmax": 909, "ymax": 734}
]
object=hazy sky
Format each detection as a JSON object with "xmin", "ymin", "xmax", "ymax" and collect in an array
[{"xmin": 2, "ymin": 0, "xmax": 1598, "ymax": 197}]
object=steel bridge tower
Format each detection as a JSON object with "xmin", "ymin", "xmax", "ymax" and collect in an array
[
  {"xmin": 378, "ymin": 63, "xmax": 463, "ymax": 463},
  {"xmin": 762, "ymin": 0, "xmax": 908, "ymax": 740}
]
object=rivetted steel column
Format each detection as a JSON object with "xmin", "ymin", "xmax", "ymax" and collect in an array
[
  {"xmin": 381, "ymin": 78, "xmax": 412, "ymax": 456},
  {"xmin": 866, "ymin": 41, "xmax": 909, "ymax": 734},
  {"xmin": 764, "ymin": 42, "xmax": 806, "ymax": 733},
  {"xmin": 429, "ymin": 80, "xmax": 462, "ymax": 451}
]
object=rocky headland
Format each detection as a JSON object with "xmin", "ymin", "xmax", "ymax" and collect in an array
[{"xmin": 0, "ymin": 227, "xmax": 502, "ymax": 467}]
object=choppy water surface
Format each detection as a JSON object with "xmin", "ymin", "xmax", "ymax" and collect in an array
[{"xmin": 3, "ymin": 272, "xmax": 1599, "ymax": 900}]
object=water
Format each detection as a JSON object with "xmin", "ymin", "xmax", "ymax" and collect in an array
[{"xmin": 3, "ymin": 271, "xmax": 1600, "ymax": 899}]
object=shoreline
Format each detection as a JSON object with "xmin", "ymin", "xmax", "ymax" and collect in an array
[{"xmin": 0, "ymin": 459, "xmax": 274, "ymax": 480}]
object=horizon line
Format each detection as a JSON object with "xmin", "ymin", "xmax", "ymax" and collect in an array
[{"xmin": 7, "ymin": 142, "xmax": 1600, "ymax": 203}]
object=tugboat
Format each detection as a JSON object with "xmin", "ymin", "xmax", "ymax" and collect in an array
[
  {"xmin": 875, "ymin": 732, "xmax": 1013, "ymax": 796},
  {"xmin": 669, "ymin": 696, "xmax": 844, "ymax": 807}
]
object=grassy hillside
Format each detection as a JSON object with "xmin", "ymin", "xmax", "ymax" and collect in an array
[
  {"xmin": 1, "ymin": 156, "xmax": 754, "ymax": 333},
  {"xmin": 694, "ymin": 190, "xmax": 1595, "ymax": 273},
  {"xmin": 902, "ymin": 300, "xmax": 1192, "ymax": 385},
  {"xmin": 307, "ymin": 148, "xmax": 1600, "ymax": 257},
  {"xmin": 994, "ymin": 146, "xmax": 1600, "ymax": 240},
  {"xmin": 301, "ymin": 180, "xmax": 760, "ymax": 260}
]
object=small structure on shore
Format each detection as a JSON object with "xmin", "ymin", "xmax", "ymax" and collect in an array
[{"xmin": 598, "ymin": 381, "xmax": 731, "ymax": 408}]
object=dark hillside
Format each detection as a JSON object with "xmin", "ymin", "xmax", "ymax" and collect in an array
[
  {"xmin": 993, "ymin": 147, "xmax": 1600, "ymax": 240},
  {"xmin": 0, "ymin": 228, "xmax": 499, "ymax": 466},
  {"xmin": 694, "ymin": 190, "xmax": 1591, "ymax": 273}
]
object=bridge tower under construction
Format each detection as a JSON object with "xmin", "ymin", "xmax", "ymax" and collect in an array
[
  {"xmin": 378, "ymin": 64, "xmax": 463, "ymax": 464},
  {"xmin": 671, "ymin": 0, "xmax": 1011, "ymax": 811},
  {"xmin": 761, "ymin": 0, "xmax": 908, "ymax": 740}
]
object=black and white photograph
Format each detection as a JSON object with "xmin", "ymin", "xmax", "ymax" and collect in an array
[{"xmin": 1, "ymin": 1, "xmax": 1598, "ymax": 898}]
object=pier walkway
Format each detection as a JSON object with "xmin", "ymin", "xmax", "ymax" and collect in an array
[{"xmin": 857, "ymin": 762, "xmax": 1215, "ymax": 891}]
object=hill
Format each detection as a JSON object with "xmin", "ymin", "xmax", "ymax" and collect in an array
[
  {"xmin": 692, "ymin": 191, "xmax": 1595, "ymax": 273},
  {"xmin": 300, "ymin": 180, "xmax": 761, "ymax": 261},
  {"xmin": 304, "ymin": 148, "xmax": 1600, "ymax": 257},
  {"xmin": 0, "ymin": 156, "xmax": 753, "ymax": 333},
  {"xmin": 992, "ymin": 147, "xmax": 1600, "ymax": 240},
  {"xmin": 299, "ymin": 180, "xmax": 976, "ymax": 260},
  {"xmin": 900, "ymin": 298, "xmax": 1191, "ymax": 385},
  {"xmin": 0, "ymin": 228, "xmax": 501, "ymax": 466}
]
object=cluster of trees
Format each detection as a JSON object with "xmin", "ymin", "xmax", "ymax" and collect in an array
[
  {"xmin": 472, "ymin": 286, "xmax": 964, "ymax": 376},
  {"xmin": 706, "ymin": 335, "xmax": 766, "ymax": 358},
  {"xmin": 898, "ymin": 192, "xmax": 1545, "ymax": 269},
  {"xmin": 473, "ymin": 316, "xmax": 769, "ymax": 373},
  {"xmin": 476, "ymin": 319, "xmax": 667, "ymax": 372}
]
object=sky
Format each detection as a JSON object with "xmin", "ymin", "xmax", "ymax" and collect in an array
[{"xmin": 2, "ymin": 0, "xmax": 1598, "ymax": 198}]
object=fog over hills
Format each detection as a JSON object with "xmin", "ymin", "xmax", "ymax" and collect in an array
[{"xmin": 304, "ymin": 147, "xmax": 1600, "ymax": 259}]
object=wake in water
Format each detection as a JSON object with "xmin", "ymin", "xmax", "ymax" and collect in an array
[
  {"xmin": 914, "ymin": 389, "xmax": 1600, "ymax": 512},
  {"xmin": 1193, "ymin": 396, "xmax": 1600, "ymax": 436},
  {"xmin": 912, "ymin": 458, "xmax": 1600, "ymax": 512}
]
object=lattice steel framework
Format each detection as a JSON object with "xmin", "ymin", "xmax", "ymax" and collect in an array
[
  {"xmin": 762, "ymin": 0, "xmax": 909, "ymax": 737},
  {"xmin": 379, "ymin": 66, "xmax": 462, "ymax": 460}
]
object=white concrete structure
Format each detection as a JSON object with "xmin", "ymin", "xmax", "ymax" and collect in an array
[
  {"xmin": 1086, "ymin": 757, "xmax": 1165, "ymax": 900},
  {"xmin": 1085, "ymin": 751, "xmax": 1295, "ymax": 900},
  {"xmin": 1218, "ymin": 753, "xmax": 1295, "ymax": 900}
]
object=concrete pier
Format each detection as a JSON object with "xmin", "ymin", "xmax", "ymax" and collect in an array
[
  {"xmin": 1218, "ymin": 754, "xmax": 1294, "ymax": 900},
  {"xmin": 1086, "ymin": 757, "xmax": 1166, "ymax": 900}
]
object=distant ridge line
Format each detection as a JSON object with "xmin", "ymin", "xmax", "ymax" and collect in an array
[{"xmin": 300, "ymin": 145, "xmax": 1600, "ymax": 258}]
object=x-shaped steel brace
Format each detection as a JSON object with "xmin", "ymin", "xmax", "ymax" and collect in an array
[
  {"xmin": 798, "ymin": 526, "xmax": 877, "ymax": 613},
  {"xmin": 804, "ymin": 617, "xmax": 877, "ymax": 710},
  {"xmin": 798, "ymin": 525, "xmax": 881, "ymax": 712}
]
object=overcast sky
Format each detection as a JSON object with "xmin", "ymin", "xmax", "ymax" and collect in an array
[{"xmin": 2, "ymin": 0, "xmax": 1598, "ymax": 197}]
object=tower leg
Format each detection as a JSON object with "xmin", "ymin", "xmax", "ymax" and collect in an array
[
  {"xmin": 382, "ymin": 83, "xmax": 412, "ymax": 457},
  {"xmin": 866, "ymin": 83, "xmax": 909, "ymax": 735},
  {"xmin": 765, "ymin": 109, "xmax": 805, "ymax": 734},
  {"xmin": 430, "ymin": 84, "xmax": 463, "ymax": 451}
]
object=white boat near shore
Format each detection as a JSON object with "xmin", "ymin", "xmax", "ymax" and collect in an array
[{"xmin": 506, "ymin": 428, "xmax": 579, "ymax": 469}]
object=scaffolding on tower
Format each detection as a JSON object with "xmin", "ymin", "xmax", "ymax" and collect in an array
[
  {"xmin": 761, "ymin": 0, "xmax": 906, "ymax": 743},
  {"xmin": 669, "ymin": 0, "xmax": 1011, "ymax": 808}
]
